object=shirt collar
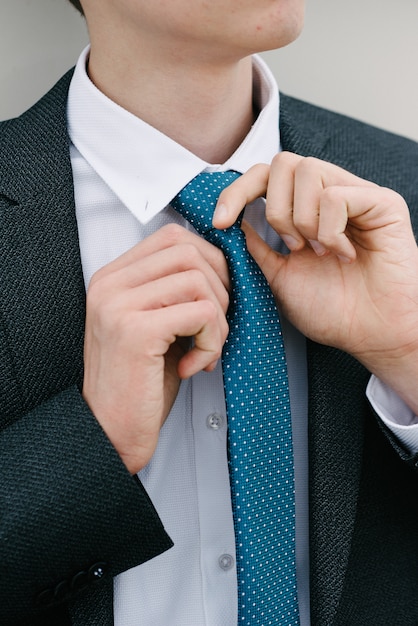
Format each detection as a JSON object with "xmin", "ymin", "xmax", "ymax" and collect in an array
[{"xmin": 67, "ymin": 46, "xmax": 280, "ymax": 225}]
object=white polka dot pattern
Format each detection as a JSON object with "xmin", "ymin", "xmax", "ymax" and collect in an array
[{"xmin": 171, "ymin": 172, "xmax": 299, "ymax": 625}]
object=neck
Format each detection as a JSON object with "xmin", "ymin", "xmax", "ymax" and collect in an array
[{"xmin": 87, "ymin": 42, "xmax": 255, "ymax": 164}]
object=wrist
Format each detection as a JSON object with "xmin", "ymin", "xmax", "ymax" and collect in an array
[{"xmin": 358, "ymin": 342, "xmax": 418, "ymax": 416}]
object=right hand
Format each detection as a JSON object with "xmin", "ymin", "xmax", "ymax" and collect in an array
[{"xmin": 82, "ymin": 224, "xmax": 230, "ymax": 474}]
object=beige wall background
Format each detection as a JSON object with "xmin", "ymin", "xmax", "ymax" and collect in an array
[{"xmin": 1, "ymin": 0, "xmax": 418, "ymax": 141}]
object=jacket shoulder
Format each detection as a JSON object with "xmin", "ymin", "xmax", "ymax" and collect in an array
[
  {"xmin": 0, "ymin": 70, "xmax": 74, "ymax": 201},
  {"xmin": 280, "ymin": 92, "xmax": 418, "ymax": 157}
]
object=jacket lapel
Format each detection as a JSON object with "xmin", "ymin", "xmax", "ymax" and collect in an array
[
  {"xmin": 279, "ymin": 94, "xmax": 367, "ymax": 625},
  {"xmin": 0, "ymin": 70, "xmax": 86, "ymax": 419}
]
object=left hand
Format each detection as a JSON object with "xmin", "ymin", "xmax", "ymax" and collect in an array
[{"xmin": 213, "ymin": 152, "xmax": 418, "ymax": 414}]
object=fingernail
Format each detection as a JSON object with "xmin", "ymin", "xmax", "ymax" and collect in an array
[
  {"xmin": 337, "ymin": 254, "xmax": 352, "ymax": 264},
  {"xmin": 206, "ymin": 360, "xmax": 218, "ymax": 372},
  {"xmin": 213, "ymin": 203, "xmax": 228, "ymax": 224},
  {"xmin": 309, "ymin": 239, "xmax": 327, "ymax": 256},
  {"xmin": 281, "ymin": 234, "xmax": 300, "ymax": 251}
]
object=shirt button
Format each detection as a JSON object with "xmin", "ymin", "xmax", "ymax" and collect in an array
[
  {"xmin": 207, "ymin": 412, "xmax": 224, "ymax": 430},
  {"xmin": 218, "ymin": 554, "xmax": 234, "ymax": 571}
]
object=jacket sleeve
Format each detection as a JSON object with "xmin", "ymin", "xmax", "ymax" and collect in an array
[{"xmin": 0, "ymin": 385, "xmax": 173, "ymax": 626}]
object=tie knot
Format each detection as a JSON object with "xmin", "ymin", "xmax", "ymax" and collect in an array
[{"xmin": 171, "ymin": 171, "xmax": 241, "ymax": 235}]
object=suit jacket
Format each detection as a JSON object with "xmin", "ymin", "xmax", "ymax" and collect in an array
[{"xmin": 2, "ymin": 70, "xmax": 418, "ymax": 626}]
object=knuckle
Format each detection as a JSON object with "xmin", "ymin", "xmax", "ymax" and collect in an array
[
  {"xmin": 196, "ymin": 300, "xmax": 220, "ymax": 333},
  {"xmin": 271, "ymin": 152, "xmax": 283, "ymax": 169},
  {"xmin": 180, "ymin": 242, "xmax": 202, "ymax": 264},
  {"xmin": 252, "ymin": 162, "xmax": 270, "ymax": 177},
  {"xmin": 186, "ymin": 267, "xmax": 208, "ymax": 291},
  {"xmin": 271, "ymin": 151, "xmax": 295, "ymax": 169},
  {"xmin": 86, "ymin": 276, "xmax": 108, "ymax": 311},
  {"xmin": 293, "ymin": 212, "xmax": 314, "ymax": 234},
  {"xmin": 221, "ymin": 318, "xmax": 230, "ymax": 342},
  {"xmin": 296, "ymin": 155, "xmax": 319, "ymax": 174},
  {"xmin": 203, "ymin": 299, "xmax": 219, "ymax": 322},
  {"xmin": 322, "ymin": 186, "xmax": 342, "ymax": 205},
  {"xmin": 212, "ymin": 345, "xmax": 223, "ymax": 361},
  {"xmin": 383, "ymin": 188, "xmax": 408, "ymax": 211},
  {"xmin": 172, "ymin": 241, "xmax": 208, "ymax": 271},
  {"xmin": 88, "ymin": 266, "xmax": 108, "ymax": 292},
  {"xmin": 219, "ymin": 288, "xmax": 230, "ymax": 313},
  {"xmin": 246, "ymin": 162, "xmax": 270, "ymax": 188},
  {"xmin": 265, "ymin": 204, "xmax": 288, "ymax": 230},
  {"xmin": 317, "ymin": 231, "xmax": 335, "ymax": 248},
  {"xmin": 159, "ymin": 222, "xmax": 188, "ymax": 245}
]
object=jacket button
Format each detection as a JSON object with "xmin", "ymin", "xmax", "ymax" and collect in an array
[
  {"xmin": 71, "ymin": 569, "xmax": 88, "ymax": 592},
  {"xmin": 54, "ymin": 579, "xmax": 69, "ymax": 601},
  {"xmin": 88, "ymin": 562, "xmax": 107, "ymax": 582},
  {"xmin": 35, "ymin": 588, "xmax": 54, "ymax": 607}
]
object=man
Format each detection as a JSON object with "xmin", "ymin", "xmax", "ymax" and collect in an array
[{"xmin": 1, "ymin": 0, "xmax": 418, "ymax": 624}]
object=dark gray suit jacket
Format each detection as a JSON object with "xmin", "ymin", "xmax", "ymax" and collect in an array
[{"xmin": 2, "ymin": 71, "xmax": 418, "ymax": 625}]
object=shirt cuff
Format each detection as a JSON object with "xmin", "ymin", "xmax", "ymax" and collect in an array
[{"xmin": 367, "ymin": 375, "xmax": 418, "ymax": 455}]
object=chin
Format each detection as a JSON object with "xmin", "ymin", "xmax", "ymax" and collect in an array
[{"xmin": 260, "ymin": 3, "xmax": 305, "ymax": 52}]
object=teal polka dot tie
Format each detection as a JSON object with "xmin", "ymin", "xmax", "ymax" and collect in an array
[{"xmin": 171, "ymin": 171, "xmax": 299, "ymax": 625}]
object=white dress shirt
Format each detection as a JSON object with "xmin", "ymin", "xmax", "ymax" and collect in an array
[{"xmin": 67, "ymin": 46, "xmax": 418, "ymax": 626}]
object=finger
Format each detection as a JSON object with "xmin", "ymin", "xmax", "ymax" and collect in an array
[
  {"xmin": 316, "ymin": 186, "xmax": 358, "ymax": 262},
  {"xmin": 158, "ymin": 300, "xmax": 225, "ymax": 378},
  {"xmin": 117, "ymin": 270, "xmax": 230, "ymax": 336},
  {"xmin": 241, "ymin": 220, "xmax": 286, "ymax": 289},
  {"xmin": 90, "ymin": 239, "xmax": 230, "ymax": 308},
  {"xmin": 292, "ymin": 157, "xmax": 377, "ymax": 245},
  {"xmin": 93, "ymin": 223, "xmax": 229, "ymax": 286},
  {"xmin": 141, "ymin": 269, "xmax": 230, "ymax": 316},
  {"xmin": 265, "ymin": 152, "xmax": 305, "ymax": 251},
  {"xmin": 292, "ymin": 157, "xmax": 328, "ymax": 245},
  {"xmin": 90, "ymin": 296, "xmax": 226, "ymax": 380},
  {"xmin": 212, "ymin": 163, "xmax": 270, "ymax": 229},
  {"xmin": 317, "ymin": 185, "xmax": 410, "ymax": 261},
  {"xmin": 119, "ymin": 244, "xmax": 229, "ymax": 307}
]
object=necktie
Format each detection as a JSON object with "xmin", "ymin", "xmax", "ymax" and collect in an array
[{"xmin": 171, "ymin": 172, "xmax": 299, "ymax": 625}]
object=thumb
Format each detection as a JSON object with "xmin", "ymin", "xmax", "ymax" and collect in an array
[{"xmin": 241, "ymin": 220, "xmax": 286, "ymax": 287}]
